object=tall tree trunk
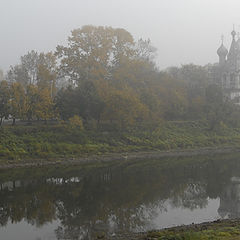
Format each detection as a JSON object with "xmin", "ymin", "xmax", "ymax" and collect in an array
[{"xmin": 0, "ymin": 117, "xmax": 3, "ymax": 126}]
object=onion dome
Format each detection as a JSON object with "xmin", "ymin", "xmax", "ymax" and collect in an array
[{"xmin": 217, "ymin": 43, "xmax": 228, "ymax": 56}]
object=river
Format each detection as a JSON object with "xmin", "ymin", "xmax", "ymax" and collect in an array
[{"xmin": 0, "ymin": 152, "xmax": 240, "ymax": 239}]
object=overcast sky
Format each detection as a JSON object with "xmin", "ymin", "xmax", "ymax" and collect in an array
[{"xmin": 1, "ymin": 0, "xmax": 240, "ymax": 72}]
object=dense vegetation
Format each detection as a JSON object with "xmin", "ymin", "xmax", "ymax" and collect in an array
[
  {"xmin": 0, "ymin": 25, "xmax": 240, "ymax": 161},
  {"xmin": 1, "ymin": 25, "xmax": 239, "ymax": 128},
  {"xmin": 0, "ymin": 121, "xmax": 240, "ymax": 161}
]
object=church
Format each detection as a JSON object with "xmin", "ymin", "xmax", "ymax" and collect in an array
[{"xmin": 217, "ymin": 29, "xmax": 240, "ymax": 103}]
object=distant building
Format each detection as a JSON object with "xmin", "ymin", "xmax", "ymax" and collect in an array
[{"xmin": 217, "ymin": 30, "xmax": 240, "ymax": 104}]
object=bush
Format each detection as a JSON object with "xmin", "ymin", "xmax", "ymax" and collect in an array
[{"xmin": 68, "ymin": 115, "xmax": 84, "ymax": 130}]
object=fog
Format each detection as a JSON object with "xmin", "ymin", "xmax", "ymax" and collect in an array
[{"xmin": 1, "ymin": 0, "xmax": 240, "ymax": 72}]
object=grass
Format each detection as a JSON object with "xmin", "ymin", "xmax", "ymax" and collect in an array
[
  {"xmin": 1, "ymin": 120, "xmax": 240, "ymax": 161},
  {"xmin": 146, "ymin": 220, "xmax": 240, "ymax": 240}
]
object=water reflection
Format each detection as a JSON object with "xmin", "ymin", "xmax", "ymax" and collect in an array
[
  {"xmin": 0, "ymin": 154, "xmax": 240, "ymax": 239},
  {"xmin": 218, "ymin": 177, "xmax": 240, "ymax": 219}
]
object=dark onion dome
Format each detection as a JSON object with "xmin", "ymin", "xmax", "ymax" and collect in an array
[{"xmin": 217, "ymin": 43, "xmax": 228, "ymax": 56}]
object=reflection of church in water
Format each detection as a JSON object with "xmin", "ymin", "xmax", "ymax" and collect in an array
[
  {"xmin": 218, "ymin": 177, "xmax": 240, "ymax": 218},
  {"xmin": 217, "ymin": 29, "xmax": 240, "ymax": 103}
]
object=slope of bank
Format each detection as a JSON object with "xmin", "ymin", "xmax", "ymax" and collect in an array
[
  {"xmin": 131, "ymin": 219, "xmax": 240, "ymax": 240},
  {"xmin": 1, "ymin": 121, "xmax": 240, "ymax": 165}
]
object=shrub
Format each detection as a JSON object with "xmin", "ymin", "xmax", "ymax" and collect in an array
[{"xmin": 68, "ymin": 115, "xmax": 84, "ymax": 130}]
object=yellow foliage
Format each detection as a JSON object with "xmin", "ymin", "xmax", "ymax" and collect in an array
[
  {"xmin": 35, "ymin": 88, "xmax": 55, "ymax": 120},
  {"xmin": 68, "ymin": 115, "xmax": 84, "ymax": 130},
  {"xmin": 9, "ymin": 82, "xmax": 26, "ymax": 119},
  {"xmin": 98, "ymin": 84, "xmax": 149, "ymax": 127}
]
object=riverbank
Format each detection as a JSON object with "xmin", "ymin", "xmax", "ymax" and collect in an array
[
  {"xmin": 1, "ymin": 121, "xmax": 240, "ymax": 167},
  {"xmin": 128, "ymin": 219, "xmax": 240, "ymax": 240},
  {"xmin": 0, "ymin": 146, "xmax": 239, "ymax": 169}
]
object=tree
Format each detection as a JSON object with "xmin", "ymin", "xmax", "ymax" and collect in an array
[
  {"xmin": 77, "ymin": 81, "xmax": 105, "ymax": 122},
  {"xmin": 9, "ymin": 82, "xmax": 26, "ymax": 125},
  {"xmin": 0, "ymin": 69, "xmax": 4, "ymax": 82},
  {"xmin": 25, "ymin": 84, "xmax": 39, "ymax": 122},
  {"xmin": 35, "ymin": 88, "xmax": 55, "ymax": 123},
  {"xmin": 56, "ymin": 25, "xmax": 135, "ymax": 86},
  {"xmin": 0, "ymin": 81, "xmax": 10, "ymax": 125},
  {"xmin": 55, "ymin": 81, "xmax": 104, "ymax": 122},
  {"xmin": 99, "ymin": 86, "xmax": 149, "ymax": 127},
  {"xmin": 37, "ymin": 52, "xmax": 57, "ymax": 97},
  {"xmin": 7, "ymin": 51, "xmax": 57, "ymax": 91},
  {"xmin": 21, "ymin": 50, "xmax": 39, "ymax": 85},
  {"xmin": 7, "ymin": 65, "xmax": 29, "ymax": 87},
  {"xmin": 136, "ymin": 38, "xmax": 157, "ymax": 62},
  {"xmin": 55, "ymin": 86, "xmax": 79, "ymax": 121},
  {"xmin": 205, "ymin": 84, "xmax": 228, "ymax": 130}
]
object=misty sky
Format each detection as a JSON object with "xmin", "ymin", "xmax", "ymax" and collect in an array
[{"xmin": 1, "ymin": 0, "xmax": 240, "ymax": 72}]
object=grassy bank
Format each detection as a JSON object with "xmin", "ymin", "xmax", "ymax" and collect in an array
[
  {"xmin": 141, "ymin": 220, "xmax": 240, "ymax": 240},
  {"xmin": 1, "ymin": 121, "xmax": 240, "ymax": 162}
]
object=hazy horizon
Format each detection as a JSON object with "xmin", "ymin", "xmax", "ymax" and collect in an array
[{"xmin": 1, "ymin": 0, "xmax": 240, "ymax": 72}]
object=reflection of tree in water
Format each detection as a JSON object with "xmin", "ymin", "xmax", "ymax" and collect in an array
[
  {"xmin": 0, "ymin": 180, "xmax": 57, "ymax": 227},
  {"xmin": 170, "ymin": 182, "xmax": 208, "ymax": 210},
  {"xmin": 218, "ymin": 177, "xmax": 240, "ymax": 218},
  {"xmin": 0, "ymin": 155, "xmax": 240, "ymax": 238}
]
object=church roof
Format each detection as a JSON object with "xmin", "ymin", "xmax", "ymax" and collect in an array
[
  {"xmin": 217, "ymin": 44, "xmax": 228, "ymax": 56},
  {"xmin": 226, "ymin": 30, "xmax": 240, "ymax": 70},
  {"xmin": 228, "ymin": 35, "xmax": 238, "ymax": 59}
]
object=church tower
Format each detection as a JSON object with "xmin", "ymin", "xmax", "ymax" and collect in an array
[
  {"xmin": 217, "ymin": 36, "xmax": 228, "ymax": 66},
  {"xmin": 217, "ymin": 29, "xmax": 240, "ymax": 103}
]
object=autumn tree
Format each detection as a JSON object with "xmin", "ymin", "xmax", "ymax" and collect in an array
[
  {"xmin": 98, "ymin": 84, "xmax": 149, "ymax": 127},
  {"xmin": 0, "ymin": 69, "xmax": 4, "ymax": 82},
  {"xmin": 25, "ymin": 84, "xmax": 39, "ymax": 122},
  {"xmin": 9, "ymin": 82, "xmax": 26, "ymax": 125},
  {"xmin": 56, "ymin": 25, "xmax": 135, "ymax": 86},
  {"xmin": 37, "ymin": 52, "xmax": 57, "ymax": 97},
  {"xmin": 0, "ymin": 81, "xmax": 10, "ymax": 125},
  {"xmin": 55, "ymin": 26, "xmax": 159, "ymax": 127},
  {"xmin": 166, "ymin": 64, "xmax": 210, "ymax": 119},
  {"xmin": 7, "ymin": 51, "xmax": 57, "ymax": 92},
  {"xmin": 35, "ymin": 88, "xmax": 55, "ymax": 123}
]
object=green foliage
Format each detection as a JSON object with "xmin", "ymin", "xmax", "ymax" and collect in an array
[
  {"xmin": 68, "ymin": 115, "xmax": 84, "ymax": 130},
  {"xmin": 0, "ymin": 121, "xmax": 240, "ymax": 161},
  {"xmin": 0, "ymin": 81, "xmax": 10, "ymax": 124},
  {"xmin": 4, "ymin": 25, "xmax": 240, "ymax": 128},
  {"xmin": 148, "ymin": 225, "xmax": 240, "ymax": 240}
]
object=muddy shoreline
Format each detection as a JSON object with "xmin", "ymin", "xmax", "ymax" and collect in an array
[{"xmin": 0, "ymin": 146, "xmax": 239, "ymax": 169}]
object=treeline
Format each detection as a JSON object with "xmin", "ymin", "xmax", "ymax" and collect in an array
[{"xmin": 0, "ymin": 25, "xmax": 238, "ymax": 128}]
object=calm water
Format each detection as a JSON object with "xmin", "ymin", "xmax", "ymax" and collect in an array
[{"xmin": 0, "ymin": 153, "xmax": 240, "ymax": 239}]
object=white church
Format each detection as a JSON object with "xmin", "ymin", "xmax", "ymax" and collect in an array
[{"xmin": 217, "ymin": 29, "xmax": 240, "ymax": 103}]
